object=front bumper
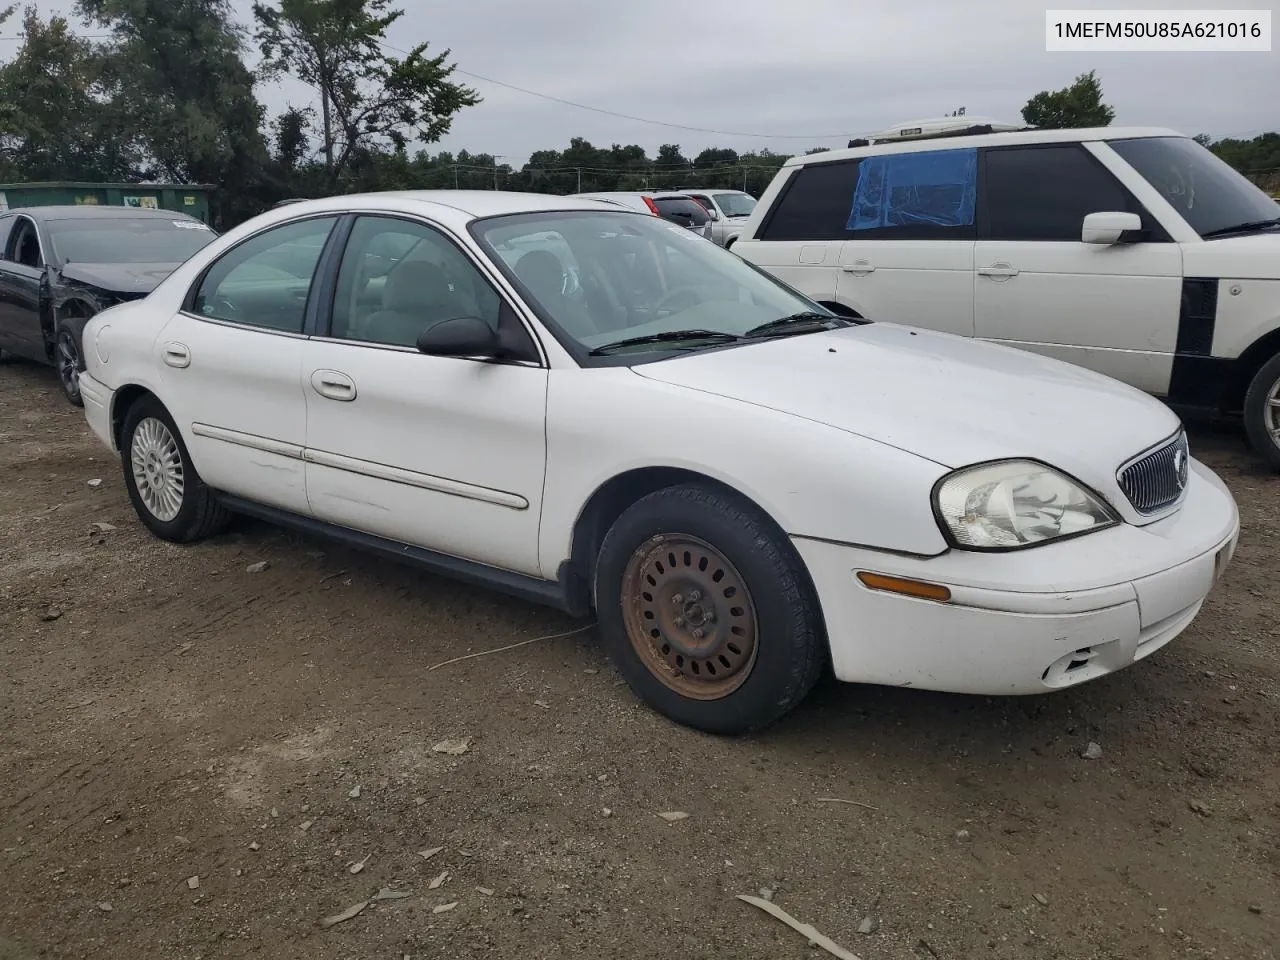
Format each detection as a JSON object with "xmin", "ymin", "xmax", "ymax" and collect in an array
[
  {"xmin": 794, "ymin": 459, "xmax": 1240, "ymax": 695},
  {"xmin": 79, "ymin": 371, "xmax": 117, "ymax": 453}
]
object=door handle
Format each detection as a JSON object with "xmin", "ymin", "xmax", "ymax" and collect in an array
[
  {"xmin": 977, "ymin": 262, "xmax": 1019, "ymax": 279},
  {"xmin": 841, "ymin": 259, "xmax": 876, "ymax": 275},
  {"xmin": 310, "ymin": 369, "xmax": 356, "ymax": 402},
  {"xmin": 162, "ymin": 341, "xmax": 191, "ymax": 368}
]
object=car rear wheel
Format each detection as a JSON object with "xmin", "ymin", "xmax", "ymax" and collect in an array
[
  {"xmin": 594, "ymin": 483, "xmax": 826, "ymax": 734},
  {"xmin": 120, "ymin": 396, "xmax": 231, "ymax": 542},
  {"xmin": 1243, "ymin": 353, "xmax": 1280, "ymax": 470},
  {"xmin": 55, "ymin": 317, "xmax": 89, "ymax": 407}
]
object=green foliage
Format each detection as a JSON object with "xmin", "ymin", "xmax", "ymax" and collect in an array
[
  {"xmin": 2, "ymin": 21, "xmax": 1276, "ymax": 226},
  {"xmin": 1021, "ymin": 69, "xmax": 1115, "ymax": 129},
  {"xmin": 1198, "ymin": 132, "xmax": 1280, "ymax": 192},
  {"xmin": 77, "ymin": 0, "xmax": 271, "ymax": 224},
  {"xmin": 0, "ymin": 5, "xmax": 142, "ymax": 182},
  {"xmin": 251, "ymin": 0, "xmax": 480, "ymax": 187}
]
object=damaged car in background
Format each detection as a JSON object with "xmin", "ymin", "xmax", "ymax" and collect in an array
[{"xmin": 0, "ymin": 205, "xmax": 217, "ymax": 405}]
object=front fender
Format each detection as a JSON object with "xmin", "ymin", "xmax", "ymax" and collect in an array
[{"xmin": 538, "ymin": 368, "xmax": 951, "ymax": 579}]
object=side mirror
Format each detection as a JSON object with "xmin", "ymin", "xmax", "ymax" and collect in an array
[
  {"xmin": 706, "ymin": 208, "xmax": 720, "ymax": 221},
  {"xmin": 416, "ymin": 316, "xmax": 501, "ymax": 358},
  {"xmin": 1082, "ymin": 211, "xmax": 1143, "ymax": 244}
]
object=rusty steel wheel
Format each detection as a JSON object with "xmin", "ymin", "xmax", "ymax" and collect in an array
[{"xmin": 620, "ymin": 533, "xmax": 759, "ymax": 700}]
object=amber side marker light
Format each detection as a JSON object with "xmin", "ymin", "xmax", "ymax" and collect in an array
[{"xmin": 856, "ymin": 572, "xmax": 952, "ymax": 603}]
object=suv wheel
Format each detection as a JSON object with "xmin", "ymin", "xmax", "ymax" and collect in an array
[
  {"xmin": 120, "ymin": 396, "xmax": 231, "ymax": 542},
  {"xmin": 594, "ymin": 483, "xmax": 826, "ymax": 734},
  {"xmin": 1243, "ymin": 353, "xmax": 1280, "ymax": 469}
]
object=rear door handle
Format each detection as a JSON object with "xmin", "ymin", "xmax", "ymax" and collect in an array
[
  {"xmin": 977, "ymin": 262, "xmax": 1019, "ymax": 279},
  {"xmin": 310, "ymin": 369, "xmax": 356, "ymax": 402},
  {"xmin": 162, "ymin": 341, "xmax": 190, "ymax": 368},
  {"xmin": 841, "ymin": 259, "xmax": 875, "ymax": 275}
]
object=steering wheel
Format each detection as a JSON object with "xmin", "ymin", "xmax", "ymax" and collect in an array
[{"xmin": 655, "ymin": 285, "xmax": 702, "ymax": 317}]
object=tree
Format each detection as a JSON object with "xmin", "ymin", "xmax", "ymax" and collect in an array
[
  {"xmin": 1021, "ymin": 70, "xmax": 1115, "ymax": 129},
  {"xmin": 77, "ymin": 0, "xmax": 271, "ymax": 224},
  {"xmin": 0, "ymin": 5, "xmax": 142, "ymax": 181},
  {"xmin": 252, "ymin": 0, "xmax": 481, "ymax": 188}
]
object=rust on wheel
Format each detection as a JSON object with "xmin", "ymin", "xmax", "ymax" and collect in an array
[{"xmin": 620, "ymin": 533, "xmax": 759, "ymax": 700}]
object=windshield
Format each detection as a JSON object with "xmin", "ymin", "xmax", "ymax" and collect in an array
[
  {"xmin": 48, "ymin": 217, "xmax": 217, "ymax": 265},
  {"xmin": 1109, "ymin": 136, "xmax": 1279, "ymax": 239},
  {"xmin": 713, "ymin": 192, "xmax": 757, "ymax": 217},
  {"xmin": 472, "ymin": 210, "xmax": 829, "ymax": 360}
]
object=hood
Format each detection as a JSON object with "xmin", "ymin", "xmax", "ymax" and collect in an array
[
  {"xmin": 633, "ymin": 323, "xmax": 1181, "ymax": 499},
  {"xmin": 1182, "ymin": 231, "xmax": 1280, "ymax": 280},
  {"xmin": 58, "ymin": 261, "xmax": 184, "ymax": 295}
]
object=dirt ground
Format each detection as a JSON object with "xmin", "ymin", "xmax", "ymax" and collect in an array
[{"xmin": 0, "ymin": 359, "xmax": 1277, "ymax": 960}]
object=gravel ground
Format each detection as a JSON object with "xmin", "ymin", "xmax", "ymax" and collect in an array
[{"xmin": 1, "ymin": 359, "xmax": 1277, "ymax": 960}]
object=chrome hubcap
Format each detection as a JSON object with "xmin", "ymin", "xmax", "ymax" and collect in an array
[{"xmin": 130, "ymin": 418, "xmax": 184, "ymax": 521}]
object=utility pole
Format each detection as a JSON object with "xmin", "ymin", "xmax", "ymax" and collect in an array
[{"xmin": 576, "ymin": 167, "xmax": 582, "ymax": 192}]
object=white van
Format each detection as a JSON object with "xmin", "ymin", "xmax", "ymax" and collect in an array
[{"xmin": 732, "ymin": 125, "xmax": 1280, "ymax": 466}]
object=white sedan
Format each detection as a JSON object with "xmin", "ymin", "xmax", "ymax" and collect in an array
[{"xmin": 78, "ymin": 191, "xmax": 1240, "ymax": 733}]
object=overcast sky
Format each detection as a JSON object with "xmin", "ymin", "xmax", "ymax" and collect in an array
[{"xmin": 15, "ymin": 0, "xmax": 1278, "ymax": 165}]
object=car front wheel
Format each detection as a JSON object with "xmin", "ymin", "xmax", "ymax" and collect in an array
[
  {"xmin": 120, "ymin": 396, "xmax": 231, "ymax": 542},
  {"xmin": 1243, "ymin": 353, "xmax": 1280, "ymax": 470},
  {"xmin": 55, "ymin": 317, "xmax": 89, "ymax": 407},
  {"xmin": 594, "ymin": 483, "xmax": 826, "ymax": 734}
]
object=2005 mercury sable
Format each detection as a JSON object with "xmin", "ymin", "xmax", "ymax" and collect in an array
[{"xmin": 76, "ymin": 191, "xmax": 1240, "ymax": 733}]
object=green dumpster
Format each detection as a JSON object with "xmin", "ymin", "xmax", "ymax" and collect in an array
[{"xmin": 0, "ymin": 181, "xmax": 216, "ymax": 224}]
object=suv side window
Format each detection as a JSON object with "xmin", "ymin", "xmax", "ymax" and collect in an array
[
  {"xmin": 190, "ymin": 216, "xmax": 337, "ymax": 333},
  {"xmin": 759, "ymin": 160, "xmax": 862, "ymax": 241},
  {"xmin": 330, "ymin": 215, "xmax": 504, "ymax": 347},
  {"xmin": 982, "ymin": 145, "xmax": 1150, "ymax": 242},
  {"xmin": 758, "ymin": 153, "xmax": 978, "ymax": 242}
]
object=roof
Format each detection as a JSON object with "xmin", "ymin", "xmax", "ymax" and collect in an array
[
  {"xmin": 267, "ymin": 190, "xmax": 650, "ymax": 219},
  {"xmin": 571, "ymin": 190, "xmax": 693, "ymax": 199},
  {"xmin": 3, "ymin": 205, "xmax": 206, "ymax": 222},
  {"xmin": 0, "ymin": 181, "xmax": 216, "ymax": 191},
  {"xmin": 784, "ymin": 125, "xmax": 1186, "ymax": 168}
]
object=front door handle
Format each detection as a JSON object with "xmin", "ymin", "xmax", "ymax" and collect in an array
[
  {"xmin": 977, "ymin": 262, "xmax": 1019, "ymax": 279},
  {"xmin": 162, "ymin": 341, "xmax": 191, "ymax": 368},
  {"xmin": 310, "ymin": 369, "xmax": 356, "ymax": 402},
  {"xmin": 841, "ymin": 259, "xmax": 876, "ymax": 275}
]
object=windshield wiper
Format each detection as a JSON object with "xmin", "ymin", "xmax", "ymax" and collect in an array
[
  {"xmin": 588, "ymin": 329, "xmax": 743, "ymax": 356},
  {"xmin": 1201, "ymin": 217, "xmax": 1280, "ymax": 239},
  {"xmin": 742, "ymin": 311, "xmax": 848, "ymax": 339}
]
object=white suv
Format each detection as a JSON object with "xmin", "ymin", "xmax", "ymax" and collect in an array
[{"xmin": 732, "ymin": 126, "xmax": 1280, "ymax": 466}]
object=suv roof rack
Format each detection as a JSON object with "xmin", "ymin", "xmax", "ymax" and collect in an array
[{"xmin": 847, "ymin": 116, "xmax": 1031, "ymax": 148}]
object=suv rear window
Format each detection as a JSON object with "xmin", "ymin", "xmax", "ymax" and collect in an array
[{"xmin": 652, "ymin": 197, "xmax": 710, "ymax": 224}]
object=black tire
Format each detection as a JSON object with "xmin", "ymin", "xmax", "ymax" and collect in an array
[
  {"xmin": 120, "ymin": 395, "xmax": 231, "ymax": 543},
  {"xmin": 1243, "ymin": 353, "xmax": 1280, "ymax": 470},
  {"xmin": 594, "ymin": 483, "xmax": 826, "ymax": 735},
  {"xmin": 54, "ymin": 315, "xmax": 89, "ymax": 407}
]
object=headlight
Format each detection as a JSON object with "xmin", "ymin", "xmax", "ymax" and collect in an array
[{"xmin": 933, "ymin": 460, "xmax": 1119, "ymax": 551}]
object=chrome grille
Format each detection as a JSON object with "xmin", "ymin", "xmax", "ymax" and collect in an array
[{"xmin": 1117, "ymin": 430, "xmax": 1190, "ymax": 515}]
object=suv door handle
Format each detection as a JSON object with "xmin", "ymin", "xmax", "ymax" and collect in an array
[
  {"xmin": 310, "ymin": 369, "xmax": 356, "ymax": 402},
  {"xmin": 162, "ymin": 341, "xmax": 191, "ymax": 368},
  {"xmin": 977, "ymin": 262, "xmax": 1019, "ymax": 279},
  {"xmin": 841, "ymin": 259, "xmax": 875, "ymax": 275}
]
